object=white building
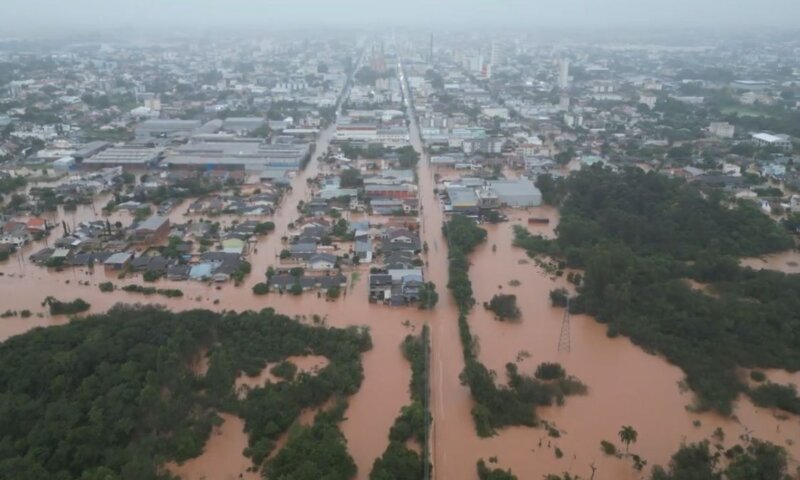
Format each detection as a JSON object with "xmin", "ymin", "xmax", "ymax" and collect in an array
[
  {"xmin": 752, "ymin": 133, "xmax": 792, "ymax": 151},
  {"xmin": 639, "ymin": 94, "xmax": 657, "ymax": 110},
  {"xmin": 487, "ymin": 179, "xmax": 542, "ymax": 207},
  {"xmin": 558, "ymin": 58, "xmax": 570, "ymax": 89},
  {"xmin": 709, "ymin": 122, "xmax": 735, "ymax": 139}
]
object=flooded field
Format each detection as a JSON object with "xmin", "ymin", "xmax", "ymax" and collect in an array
[
  {"xmin": 401, "ymin": 84, "xmax": 800, "ymax": 479},
  {"xmin": 0, "ymin": 119, "xmax": 433, "ymax": 479},
  {"xmin": 741, "ymin": 250, "xmax": 800, "ymax": 274},
  {"xmin": 235, "ymin": 355, "xmax": 329, "ymax": 398},
  {"xmin": 446, "ymin": 219, "xmax": 800, "ymax": 479},
  {"xmin": 3, "ymin": 70, "xmax": 800, "ymax": 480},
  {"xmin": 166, "ymin": 413, "xmax": 260, "ymax": 480}
]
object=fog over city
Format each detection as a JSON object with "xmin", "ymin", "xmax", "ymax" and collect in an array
[
  {"xmin": 3, "ymin": 0, "xmax": 800, "ymax": 33},
  {"xmin": 2, "ymin": 0, "xmax": 800, "ymax": 479}
]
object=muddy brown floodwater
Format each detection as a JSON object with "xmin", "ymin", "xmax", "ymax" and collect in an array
[
  {"xmin": 0, "ymin": 79, "xmax": 439, "ymax": 479},
  {"xmin": 399, "ymin": 69, "xmax": 800, "ymax": 479},
  {"xmin": 3, "ymin": 63, "xmax": 800, "ymax": 480},
  {"xmin": 234, "ymin": 355, "xmax": 329, "ymax": 399}
]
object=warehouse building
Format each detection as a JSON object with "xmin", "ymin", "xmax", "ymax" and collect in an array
[
  {"xmin": 488, "ymin": 179, "xmax": 542, "ymax": 207},
  {"xmin": 164, "ymin": 141, "xmax": 310, "ymax": 170},
  {"xmin": 82, "ymin": 146, "xmax": 164, "ymax": 168},
  {"xmin": 222, "ymin": 117, "xmax": 266, "ymax": 135},
  {"xmin": 135, "ymin": 119, "xmax": 202, "ymax": 139}
]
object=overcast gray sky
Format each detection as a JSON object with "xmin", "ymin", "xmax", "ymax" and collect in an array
[{"xmin": 3, "ymin": 0, "xmax": 800, "ymax": 33}]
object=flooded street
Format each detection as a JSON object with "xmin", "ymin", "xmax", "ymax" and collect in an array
[
  {"xmin": 741, "ymin": 250, "xmax": 800, "ymax": 274},
  {"xmin": 398, "ymin": 60, "xmax": 800, "ymax": 479},
  {"xmin": 0, "ymin": 66, "xmax": 435, "ymax": 479},
  {"xmin": 3, "ymin": 57, "xmax": 800, "ymax": 480}
]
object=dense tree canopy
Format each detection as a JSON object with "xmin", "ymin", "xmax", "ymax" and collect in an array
[
  {"xmin": 0, "ymin": 305, "xmax": 371, "ymax": 479},
  {"xmin": 514, "ymin": 166, "xmax": 800, "ymax": 414},
  {"xmin": 370, "ymin": 327, "xmax": 430, "ymax": 479},
  {"xmin": 650, "ymin": 440, "xmax": 792, "ymax": 480}
]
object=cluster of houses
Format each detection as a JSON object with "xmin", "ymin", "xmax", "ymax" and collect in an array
[
  {"xmin": 24, "ymin": 214, "xmax": 258, "ymax": 283},
  {"xmin": 187, "ymin": 187, "xmax": 282, "ymax": 216},
  {"xmin": 368, "ymin": 226, "xmax": 426, "ymax": 306},
  {"xmin": 268, "ymin": 217, "xmax": 351, "ymax": 294}
]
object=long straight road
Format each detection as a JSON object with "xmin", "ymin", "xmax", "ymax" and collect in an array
[{"xmin": 398, "ymin": 57, "xmax": 474, "ymax": 480}]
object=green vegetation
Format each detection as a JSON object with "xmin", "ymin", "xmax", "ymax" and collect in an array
[
  {"xmin": 254, "ymin": 221, "xmax": 276, "ymax": 235},
  {"xmin": 484, "ymin": 294, "xmax": 521, "ymax": 321},
  {"xmin": 42, "ymin": 297, "xmax": 90, "ymax": 315},
  {"xmin": 477, "ymin": 459, "xmax": 517, "ymax": 480},
  {"xmin": 340, "ymin": 168, "xmax": 363, "ymax": 188},
  {"xmin": 266, "ymin": 402, "xmax": 357, "ymax": 480},
  {"xmin": 535, "ymin": 362, "xmax": 566, "ymax": 381},
  {"xmin": 142, "ymin": 270, "xmax": 161, "ymax": 282},
  {"xmin": 231, "ymin": 260, "xmax": 252, "ymax": 285},
  {"xmin": 252, "ymin": 282, "xmax": 269, "ymax": 295},
  {"xmin": 418, "ymin": 281, "xmax": 439, "ymax": 309},
  {"xmin": 396, "ymin": 146, "xmax": 421, "ymax": 169},
  {"xmin": 0, "ymin": 305, "xmax": 371, "ymax": 478},
  {"xmin": 535, "ymin": 174, "xmax": 567, "ymax": 206},
  {"xmin": 98, "ymin": 281, "xmax": 114, "ymax": 293},
  {"xmin": 0, "ymin": 175, "xmax": 26, "ymax": 195},
  {"xmin": 269, "ymin": 360, "xmax": 298, "ymax": 381},
  {"xmin": 134, "ymin": 206, "xmax": 152, "ymax": 222},
  {"xmin": 749, "ymin": 382, "xmax": 800, "ymax": 415},
  {"xmin": 749, "ymin": 370, "xmax": 766, "ymax": 382},
  {"xmin": 370, "ymin": 327, "xmax": 431, "ymax": 480},
  {"xmin": 601, "ymin": 440, "xmax": 617, "ymax": 455},
  {"xmin": 444, "ymin": 215, "xmax": 585, "ymax": 437},
  {"xmin": 326, "ymin": 285, "xmax": 342, "ymax": 300},
  {"xmin": 120, "ymin": 284, "xmax": 184, "ymax": 298},
  {"xmin": 650, "ymin": 439, "xmax": 792, "ymax": 480},
  {"xmin": 619, "ymin": 425, "xmax": 638, "ymax": 454},
  {"xmin": 513, "ymin": 166, "xmax": 800, "ymax": 415}
]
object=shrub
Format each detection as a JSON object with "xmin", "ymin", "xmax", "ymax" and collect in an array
[
  {"xmin": 549, "ymin": 288, "xmax": 569, "ymax": 307},
  {"xmin": 750, "ymin": 370, "xmax": 766, "ymax": 382},
  {"xmin": 43, "ymin": 297, "xmax": 90, "ymax": 315},
  {"xmin": 156, "ymin": 289, "xmax": 183, "ymax": 298},
  {"xmin": 143, "ymin": 270, "xmax": 161, "ymax": 282},
  {"xmin": 535, "ymin": 362, "xmax": 566, "ymax": 381},
  {"xmin": 326, "ymin": 286, "xmax": 341, "ymax": 299},
  {"xmin": 749, "ymin": 382, "xmax": 800, "ymax": 415},
  {"xmin": 98, "ymin": 282, "xmax": 114, "ymax": 293},
  {"xmin": 601, "ymin": 440, "xmax": 617, "ymax": 456},
  {"xmin": 270, "ymin": 361, "xmax": 298, "ymax": 381},
  {"xmin": 485, "ymin": 294, "xmax": 521, "ymax": 321}
]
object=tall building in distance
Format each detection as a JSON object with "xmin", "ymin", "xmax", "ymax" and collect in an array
[
  {"xmin": 558, "ymin": 58, "xmax": 570, "ymax": 89},
  {"xmin": 490, "ymin": 40, "xmax": 506, "ymax": 67},
  {"xmin": 429, "ymin": 33, "xmax": 434, "ymax": 63}
]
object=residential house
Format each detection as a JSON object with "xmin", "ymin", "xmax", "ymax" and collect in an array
[
  {"xmin": 134, "ymin": 215, "xmax": 170, "ymax": 244},
  {"xmin": 308, "ymin": 253, "xmax": 338, "ymax": 271},
  {"xmin": 103, "ymin": 252, "xmax": 133, "ymax": 271}
]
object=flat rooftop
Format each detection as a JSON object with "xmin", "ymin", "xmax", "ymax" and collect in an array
[{"xmin": 83, "ymin": 147, "xmax": 163, "ymax": 165}]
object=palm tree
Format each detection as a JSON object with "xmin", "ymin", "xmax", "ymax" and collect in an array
[{"xmin": 618, "ymin": 425, "xmax": 638, "ymax": 454}]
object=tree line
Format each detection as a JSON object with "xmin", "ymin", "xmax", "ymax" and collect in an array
[
  {"xmin": 370, "ymin": 326, "xmax": 431, "ymax": 479},
  {"xmin": 514, "ymin": 165, "xmax": 800, "ymax": 415},
  {"xmin": 444, "ymin": 215, "xmax": 586, "ymax": 437},
  {"xmin": 0, "ymin": 305, "xmax": 371, "ymax": 479}
]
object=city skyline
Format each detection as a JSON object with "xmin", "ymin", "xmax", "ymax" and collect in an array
[{"xmin": 2, "ymin": 0, "xmax": 800, "ymax": 35}]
